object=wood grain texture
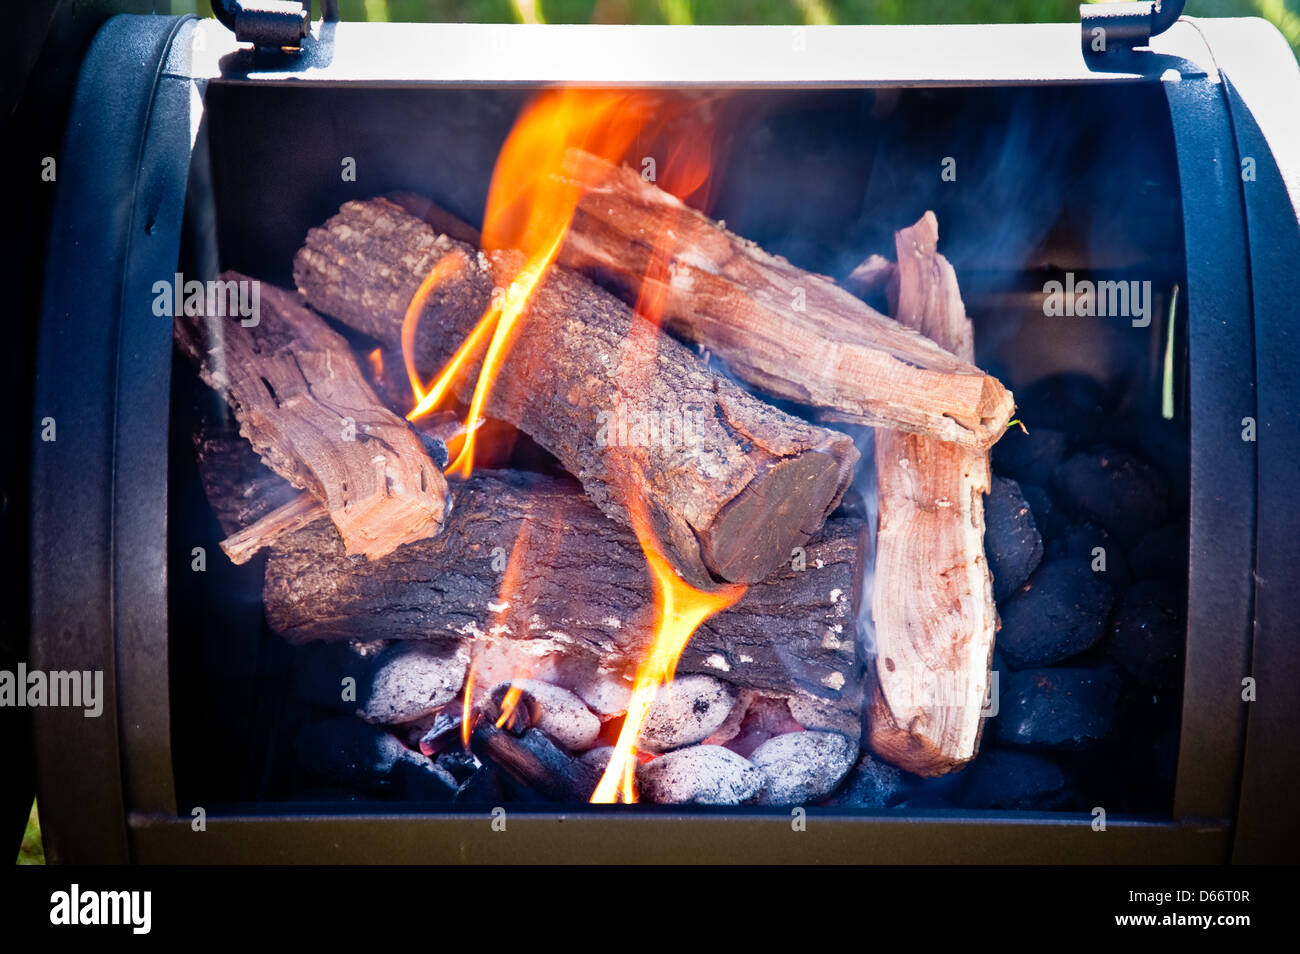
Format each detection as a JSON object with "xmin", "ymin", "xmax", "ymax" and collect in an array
[
  {"xmin": 292, "ymin": 198, "xmax": 859, "ymax": 588},
  {"xmin": 219, "ymin": 492, "xmax": 323, "ymax": 565},
  {"xmin": 174, "ymin": 275, "xmax": 448, "ymax": 561},
  {"xmin": 555, "ymin": 149, "xmax": 1015, "ymax": 450},
  {"xmin": 867, "ymin": 212, "xmax": 999, "ymax": 777}
]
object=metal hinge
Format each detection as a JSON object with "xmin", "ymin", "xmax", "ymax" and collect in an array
[
  {"xmin": 1081, "ymin": 0, "xmax": 1186, "ymax": 54},
  {"xmin": 210, "ymin": 0, "xmax": 339, "ymax": 51}
]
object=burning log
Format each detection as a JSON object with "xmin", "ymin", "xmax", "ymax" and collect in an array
[
  {"xmin": 865, "ymin": 212, "xmax": 998, "ymax": 777},
  {"xmin": 554, "ymin": 148, "xmax": 1016, "ymax": 450},
  {"xmin": 174, "ymin": 276, "xmax": 449, "ymax": 561},
  {"xmin": 292, "ymin": 198, "xmax": 858, "ymax": 587},
  {"xmin": 469, "ymin": 723, "xmax": 596, "ymax": 802},
  {"xmin": 195, "ymin": 431, "xmax": 865, "ymax": 734},
  {"xmin": 264, "ymin": 471, "xmax": 863, "ymax": 732}
]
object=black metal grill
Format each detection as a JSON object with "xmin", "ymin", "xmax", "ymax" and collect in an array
[{"xmin": 15, "ymin": 11, "xmax": 1300, "ymax": 863}]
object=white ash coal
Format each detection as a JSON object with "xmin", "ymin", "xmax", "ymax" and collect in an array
[
  {"xmin": 639, "ymin": 675, "xmax": 738, "ymax": 753},
  {"xmin": 750, "ymin": 731, "xmax": 859, "ymax": 804},
  {"xmin": 638, "ymin": 746, "xmax": 765, "ymax": 805},
  {"xmin": 288, "ymin": 640, "xmax": 468, "ymax": 726},
  {"xmin": 293, "ymin": 666, "xmax": 864, "ymax": 805},
  {"xmin": 361, "ymin": 644, "xmax": 468, "ymax": 725},
  {"xmin": 558, "ymin": 662, "xmax": 633, "ymax": 719}
]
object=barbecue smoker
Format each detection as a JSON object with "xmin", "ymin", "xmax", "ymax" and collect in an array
[{"xmin": 24, "ymin": 7, "xmax": 1300, "ymax": 863}]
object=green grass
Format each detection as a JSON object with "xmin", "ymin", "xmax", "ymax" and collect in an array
[{"xmin": 16, "ymin": 800, "xmax": 44, "ymax": 866}]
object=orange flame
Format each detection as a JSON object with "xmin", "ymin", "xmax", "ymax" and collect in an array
[
  {"xmin": 587, "ymin": 250, "xmax": 745, "ymax": 803},
  {"xmin": 494, "ymin": 684, "xmax": 526, "ymax": 729},
  {"xmin": 590, "ymin": 509, "xmax": 744, "ymax": 803},
  {"xmin": 460, "ymin": 664, "xmax": 476, "ymax": 749},
  {"xmin": 403, "ymin": 90, "xmax": 661, "ymax": 476},
  {"xmin": 460, "ymin": 517, "xmax": 539, "ymax": 747},
  {"xmin": 590, "ymin": 118, "xmax": 742, "ymax": 803},
  {"xmin": 401, "ymin": 250, "xmax": 468, "ymax": 412},
  {"xmin": 406, "ymin": 89, "xmax": 743, "ymax": 793}
]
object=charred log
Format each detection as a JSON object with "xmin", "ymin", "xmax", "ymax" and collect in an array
[{"xmin": 292, "ymin": 198, "xmax": 858, "ymax": 588}]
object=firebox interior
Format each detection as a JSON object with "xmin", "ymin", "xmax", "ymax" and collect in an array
[{"xmin": 168, "ymin": 81, "xmax": 1188, "ymax": 817}]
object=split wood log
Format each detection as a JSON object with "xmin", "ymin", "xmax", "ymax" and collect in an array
[
  {"xmin": 842, "ymin": 254, "xmax": 898, "ymax": 302},
  {"xmin": 207, "ymin": 409, "xmax": 485, "ymax": 565},
  {"xmin": 292, "ymin": 198, "xmax": 858, "ymax": 587},
  {"xmin": 174, "ymin": 275, "xmax": 448, "ymax": 561},
  {"xmin": 554, "ymin": 148, "xmax": 1015, "ymax": 450},
  {"xmin": 202, "ymin": 417, "xmax": 548, "ymax": 566},
  {"xmin": 220, "ymin": 493, "xmax": 323, "ymax": 566},
  {"xmin": 866, "ymin": 212, "xmax": 998, "ymax": 777}
]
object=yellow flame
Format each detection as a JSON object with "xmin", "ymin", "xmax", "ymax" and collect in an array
[
  {"xmin": 443, "ymin": 249, "xmax": 561, "ymax": 478},
  {"xmin": 400, "ymin": 91, "xmax": 677, "ymax": 476},
  {"xmin": 591, "ymin": 522, "xmax": 744, "ymax": 803},
  {"xmin": 403, "ymin": 89, "xmax": 743, "ymax": 789},
  {"xmin": 589, "ymin": 242, "xmax": 744, "ymax": 804},
  {"xmin": 460, "ymin": 662, "xmax": 476, "ymax": 749},
  {"xmin": 401, "ymin": 250, "xmax": 468, "ymax": 411},
  {"xmin": 494, "ymin": 684, "xmax": 526, "ymax": 729}
]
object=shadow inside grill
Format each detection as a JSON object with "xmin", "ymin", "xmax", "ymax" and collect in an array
[{"xmin": 168, "ymin": 82, "xmax": 1188, "ymax": 817}]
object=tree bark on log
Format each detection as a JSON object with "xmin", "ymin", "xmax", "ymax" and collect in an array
[
  {"xmin": 174, "ymin": 275, "xmax": 449, "ymax": 561},
  {"xmin": 258, "ymin": 468, "xmax": 862, "ymax": 727},
  {"xmin": 292, "ymin": 198, "xmax": 858, "ymax": 588},
  {"xmin": 866, "ymin": 212, "xmax": 998, "ymax": 777},
  {"xmin": 555, "ymin": 148, "xmax": 1015, "ymax": 450}
]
